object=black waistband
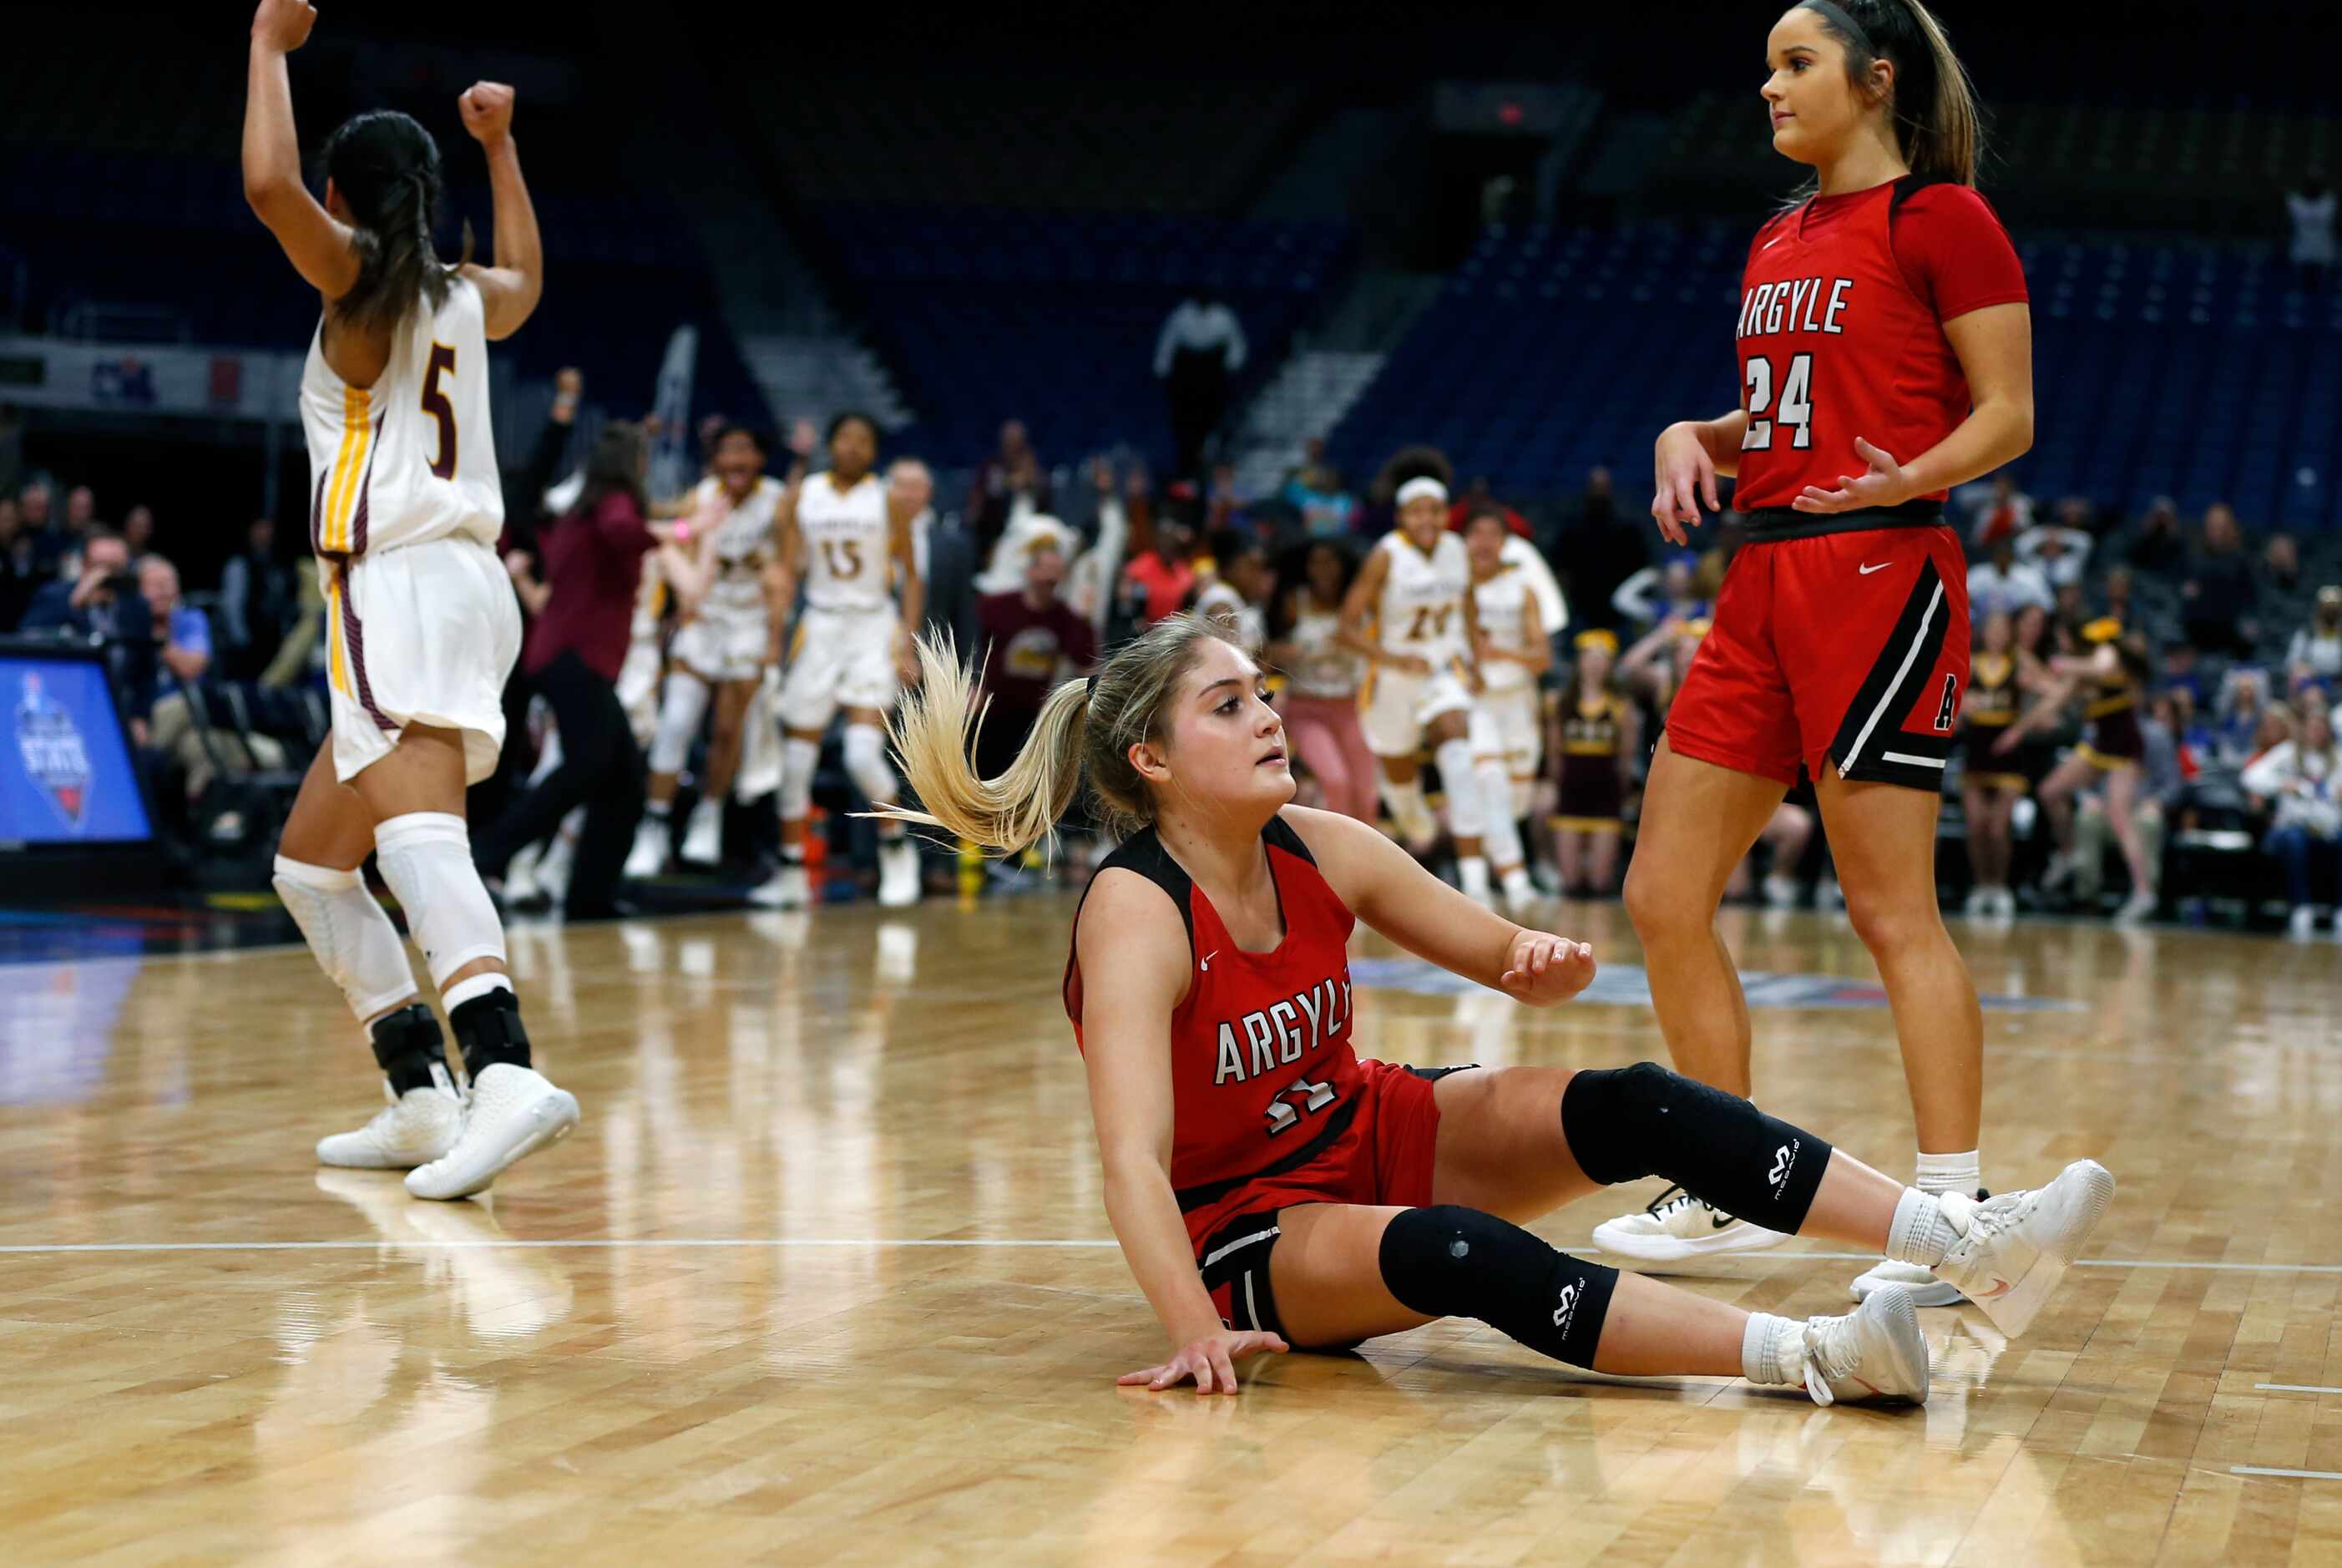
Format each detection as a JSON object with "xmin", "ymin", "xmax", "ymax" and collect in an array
[
  {"xmin": 1733, "ymin": 500, "xmax": 1945, "ymax": 542},
  {"xmin": 1175, "ymin": 1095, "xmax": 1360, "ymax": 1213}
]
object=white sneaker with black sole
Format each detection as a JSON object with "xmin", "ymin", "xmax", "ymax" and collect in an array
[
  {"xmin": 1591, "ymin": 1184, "xmax": 1791, "ymax": 1266},
  {"xmin": 316, "ymin": 1072, "xmax": 464, "ymax": 1169},
  {"xmin": 1930, "ymin": 1160, "xmax": 2117, "ymax": 1338},
  {"xmin": 1753, "ymin": 1287, "xmax": 1931, "ymax": 1407},
  {"xmin": 404, "ymin": 1063, "xmax": 579, "ymax": 1201}
]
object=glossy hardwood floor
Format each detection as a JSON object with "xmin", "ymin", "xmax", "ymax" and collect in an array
[{"xmin": 2, "ymin": 893, "xmax": 2339, "ymax": 1565}]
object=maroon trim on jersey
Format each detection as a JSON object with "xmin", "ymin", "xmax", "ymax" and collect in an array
[
  {"xmin": 308, "ymin": 468, "xmax": 330, "ymax": 556},
  {"xmin": 339, "ymin": 580, "xmax": 397, "ymax": 732},
  {"xmin": 350, "ymin": 412, "xmax": 385, "ymax": 559}
]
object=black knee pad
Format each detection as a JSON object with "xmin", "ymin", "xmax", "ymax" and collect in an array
[
  {"xmin": 1378, "ymin": 1205, "xmax": 1618, "ymax": 1369},
  {"xmin": 450, "ymin": 988, "xmax": 532, "ymax": 1079},
  {"xmin": 1561, "ymin": 1061, "xmax": 1831, "ymax": 1229},
  {"xmin": 368, "ymin": 1002, "xmax": 449, "ymax": 1096}
]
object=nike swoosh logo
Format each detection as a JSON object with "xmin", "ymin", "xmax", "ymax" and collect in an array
[
  {"xmin": 1858, "ymin": 562, "xmax": 1891, "ymax": 575},
  {"xmin": 1200, "ymin": 951, "xmax": 1218, "ymax": 971},
  {"xmin": 1979, "ymin": 1277, "xmax": 2014, "ymax": 1298},
  {"xmin": 1711, "ymin": 1212, "xmax": 1738, "ymax": 1230}
]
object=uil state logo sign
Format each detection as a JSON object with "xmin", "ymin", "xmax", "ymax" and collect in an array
[{"xmin": 14, "ymin": 673, "xmax": 94, "ymax": 834}]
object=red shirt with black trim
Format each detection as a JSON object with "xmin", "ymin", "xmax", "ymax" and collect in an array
[{"xmin": 1730, "ymin": 180, "xmax": 2028, "ymax": 513}]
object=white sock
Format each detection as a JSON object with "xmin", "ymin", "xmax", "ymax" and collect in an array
[
  {"xmin": 443, "ymin": 971, "xmax": 513, "ymax": 1013},
  {"xmin": 1915, "ymin": 1149, "xmax": 1981, "ymax": 1200},
  {"xmin": 1456, "ymin": 854, "xmax": 1490, "ymax": 899},
  {"xmin": 644, "ymin": 799, "xmax": 670, "ymax": 822},
  {"xmin": 1885, "ymin": 1186, "xmax": 1958, "ymax": 1267},
  {"xmin": 1742, "ymin": 1312, "xmax": 1795, "ymax": 1385}
]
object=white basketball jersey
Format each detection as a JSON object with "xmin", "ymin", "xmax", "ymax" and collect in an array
[
  {"xmin": 1473, "ymin": 568, "xmax": 1535, "ymax": 692},
  {"xmin": 1373, "ymin": 530, "xmax": 1470, "ymax": 663},
  {"xmin": 692, "ymin": 474, "xmax": 784, "ymax": 616},
  {"xmin": 299, "ymin": 276, "xmax": 501, "ymax": 560},
  {"xmin": 797, "ymin": 471, "xmax": 894, "ymax": 612}
]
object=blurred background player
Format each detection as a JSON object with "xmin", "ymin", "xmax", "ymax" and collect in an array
[
  {"xmin": 1551, "ymin": 630, "xmax": 1637, "ymax": 898},
  {"xmin": 2016, "ymin": 618, "xmax": 2158, "ymax": 922},
  {"xmin": 244, "ymin": 0, "xmax": 574, "ymax": 1200},
  {"xmin": 629, "ymin": 424, "xmax": 785, "ymax": 875},
  {"xmin": 1265, "ymin": 540, "xmax": 1375, "ymax": 825},
  {"xmin": 1338, "ymin": 472, "xmax": 1489, "ymax": 894},
  {"xmin": 756, "ymin": 412, "xmax": 926, "ymax": 909},
  {"xmin": 1958, "ymin": 609, "xmax": 2031, "ymax": 917},
  {"xmin": 1463, "ymin": 504, "xmax": 1550, "ymax": 910}
]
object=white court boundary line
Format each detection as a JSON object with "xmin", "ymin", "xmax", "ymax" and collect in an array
[
  {"xmin": 2232, "ymin": 1466, "xmax": 2342, "ymax": 1481},
  {"xmin": 2254, "ymin": 1383, "xmax": 2342, "ymax": 1394},
  {"xmin": 2, "ymin": 1238, "xmax": 2342, "ymax": 1272}
]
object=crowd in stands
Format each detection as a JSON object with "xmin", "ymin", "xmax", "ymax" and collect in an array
[{"xmin": 8, "ymin": 402, "xmax": 2339, "ymax": 937}]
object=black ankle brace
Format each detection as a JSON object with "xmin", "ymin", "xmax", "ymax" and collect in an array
[
  {"xmin": 369, "ymin": 1003, "xmax": 451, "ymax": 1097},
  {"xmin": 449, "ymin": 987, "xmax": 532, "ymax": 1079}
]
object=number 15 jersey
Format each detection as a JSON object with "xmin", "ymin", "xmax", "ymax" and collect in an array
[
  {"xmin": 796, "ymin": 470, "xmax": 895, "ymax": 613},
  {"xmin": 299, "ymin": 276, "xmax": 503, "ymax": 561},
  {"xmin": 1730, "ymin": 178, "xmax": 2027, "ymax": 514}
]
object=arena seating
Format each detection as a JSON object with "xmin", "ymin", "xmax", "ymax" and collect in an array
[{"xmin": 1328, "ymin": 220, "xmax": 2342, "ymax": 527}]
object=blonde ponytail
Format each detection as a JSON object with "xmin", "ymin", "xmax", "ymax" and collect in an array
[{"xmin": 874, "ymin": 612, "xmax": 1242, "ymax": 855}]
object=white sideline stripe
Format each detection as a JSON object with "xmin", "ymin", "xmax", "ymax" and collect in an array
[
  {"xmin": 1, "ymin": 1238, "xmax": 2340, "ymax": 1274},
  {"xmin": 2255, "ymin": 1383, "xmax": 2342, "ymax": 1394},
  {"xmin": 2231, "ymin": 1466, "xmax": 2342, "ymax": 1480},
  {"xmin": 1879, "ymin": 751, "xmax": 1947, "ymax": 769},
  {"xmin": 1839, "ymin": 579, "xmax": 1945, "ymax": 776}
]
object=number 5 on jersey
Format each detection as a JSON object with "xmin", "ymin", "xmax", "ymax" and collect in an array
[
  {"xmin": 1743, "ymin": 352, "xmax": 1813, "ymax": 452},
  {"xmin": 422, "ymin": 342, "xmax": 458, "ymax": 479}
]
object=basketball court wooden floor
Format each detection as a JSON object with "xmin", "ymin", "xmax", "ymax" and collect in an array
[{"xmin": 2, "ymin": 895, "xmax": 2339, "ymax": 1565}]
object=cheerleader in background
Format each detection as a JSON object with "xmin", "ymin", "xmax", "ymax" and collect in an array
[{"xmin": 1551, "ymin": 630, "xmax": 1639, "ymax": 898}]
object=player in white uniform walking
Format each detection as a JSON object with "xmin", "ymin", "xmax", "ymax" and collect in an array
[
  {"xmin": 1463, "ymin": 507, "xmax": 1551, "ymax": 911},
  {"xmin": 754, "ymin": 413, "xmax": 926, "ymax": 909},
  {"xmin": 627, "ymin": 427, "xmax": 787, "ymax": 874},
  {"xmin": 1336, "ymin": 473, "xmax": 1494, "ymax": 898},
  {"xmin": 244, "ymin": 0, "xmax": 574, "ymax": 1201}
]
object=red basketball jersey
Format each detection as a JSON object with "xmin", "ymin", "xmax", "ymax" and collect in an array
[
  {"xmin": 1730, "ymin": 180, "xmax": 2019, "ymax": 513},
  {"xmin": 1064, "ymin": 815, "xmax": 1363, "ymax": 1208}
]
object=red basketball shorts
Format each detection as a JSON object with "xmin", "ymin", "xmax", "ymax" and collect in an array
[{"xmin": 1666, "ymin": 524, "xmax": 1971, "ymax": 792}]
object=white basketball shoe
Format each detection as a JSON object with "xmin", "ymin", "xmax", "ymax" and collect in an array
[
  {"xmin": 1753, "ymin": 1287, "xmax": 1931, "ymax": 1407},
  {"xmin": 877, "ymin": 837, "xmax": 922, "ymax": 908},
  {"xmin": 404, "ymin": 1063, "xmax": 579, "ymax": 1201},
  {"xmin": 1929, "ymin": 1160, "xmax": 2117, "ymax": 1338},
  {"xmin": 623, "ymin": 815, "xmax": 667, "ymax": 880},
  {"xmin": 1849, "ymin": 1257, "xmax": 1966, "ymax": 1308},
  {"xmin": 316, "ymin": 1070, "xmax": 464, "ymax": 1170},
  {"xmin": 1591, "ymin": 1185, "xmax": 1791, "ymax": 1266},
  {"xmin": 751, "ymin": 860, "xmax": 810, "ymax": 909},
  {"xmin": 678, "ymin": 797, "xmax": 723, "ymax": 866}
]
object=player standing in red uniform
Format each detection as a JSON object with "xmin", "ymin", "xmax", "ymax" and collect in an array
[
  {"xmin": 876, "ymin": 615, "xmax": 2109, "ymax": 1399},
  {"xmin": 1598, "ymin": 1, "xmax": 2034, "ymax": 1303}
]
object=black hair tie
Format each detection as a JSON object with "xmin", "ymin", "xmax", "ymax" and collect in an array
[{"xmin": 1085, "ymin": 675, "xmax": 1099, "ymax": 704}]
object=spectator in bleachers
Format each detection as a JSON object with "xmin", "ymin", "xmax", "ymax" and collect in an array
[
  {"xmin": 139, "ymin": 556, "xmax": 211, "ymax": 687},
  {"xmin": 1266, "ymin": 539, "xmax": 1375, "ymax": 825},
  {"xmin": 55, "ymin": 485, "xmax": 99, "ymax": 577},
  {"xmin": 1960, "ymin": 473, "xmax": 2035, "ymax": 548},
  {"xmin": 19, "ymin": 528, "xmax": 157, "ymax": 741},
  {"xmin": 2113, "ymin": 495, "xmax": 2186, "ymax": 579},
  {"xmin": 1610, "ymin": 553, "xmax": 1705, "ymax": 635},
  {"xmin": 969, "ymin": 419, "xmax": 1051, "ymax": 549},
  {"xmin": 1154, "ymin": 291, "xmax": 1247, "ymax": 480},
  {"xmin": 2099, "ymin": 563, "xmax": 2138, "ymax": 628},
  {"xmin": 1283, "ymin": 462, "xmax": 1356, "ymax": 540},
  {"xmin": 120, "ymin": 504, "xmax": 154, "ymax": 564},
  {"xmin": 18, "ymin": 481, "xmax": 66, "ymax": 576},
  {"xmin": 2242, "ymin": 706, "xmax": 2342, "ymax": 938},
  {"xmin": 2287, "ymin": 584, "xmax": 2342, "ymax": 690},
  {"xmin": 217, "ymin": 516, "xmax": 297, "ymax": 680},
  {"xmin": 0, "ymin": 496, "xmax": 34, "ymax": 631},
  {"xmin": 2016, "ymin": 514, "xmax": 2092, "ymax": 589},
  {"xmin": 2216, "ymin": 667, "xmax": 2277, "ymax": 769},
  {"xmin": 1552, "ymin": 467, "xmax": 1646, "ymax": 636},
  {"xmin": 2181, "ymin": 502, "xmax": 2259, "ymax": 657},
  {"xmin": 896, "ymin": 458, "xmax": 977, "ymax": 662},
  {"xmin": 1966, "ymin": 534, "xmax": 2053, "ymax": 620},
  {"xmin": 2157, "ymin": 639, "xmax": 2209, "ymax": 711},
  {"xmin": 2288, "ymin": 174, "xmax": 2334, "ymax": 294},
  {"xmin": 1119, "ymin": 515, "xmax": 1196, "ymax": 629}
]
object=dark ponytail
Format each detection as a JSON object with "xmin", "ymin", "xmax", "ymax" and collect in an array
[
  {"xmin": 321, "ymin": 110, "xmax": 475, "ymax": 335},
  {"xmin": 1801, "ymin": 0, "xmax": 1982, "ymax": 187}
]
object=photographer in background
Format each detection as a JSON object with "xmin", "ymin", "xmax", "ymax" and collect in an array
[{"xmin": 19, "ymin": 527, "xmax": 157, "ymax": 741}]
